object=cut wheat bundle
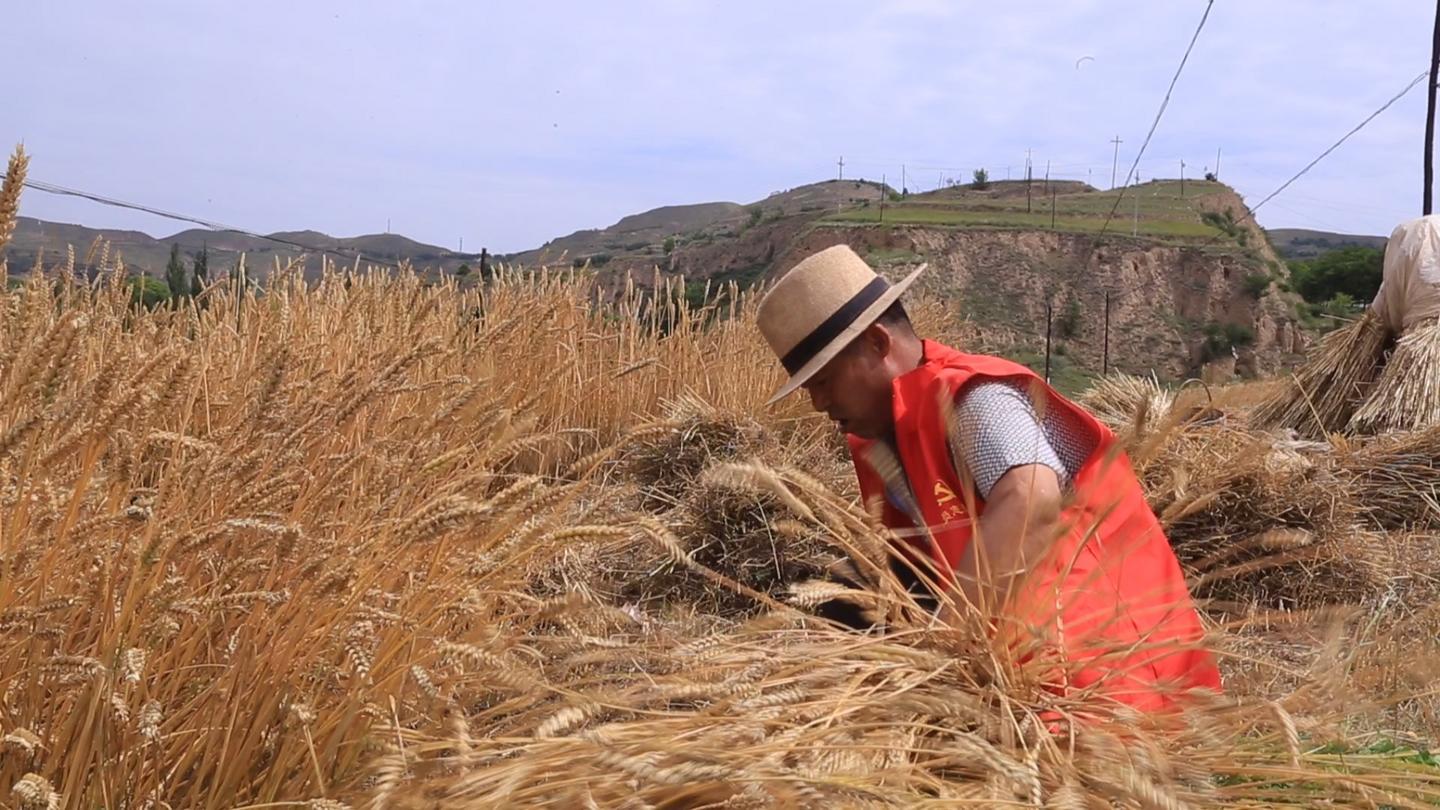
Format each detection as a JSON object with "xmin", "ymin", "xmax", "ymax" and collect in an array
[
  {"xmin": 1339, "ymin": 425, "xmax": 1440, "ymax": 528},
  {"xmin": 1080, "ymin": 372, "xmax": 1176, "ymax": 436},
  {"xmin": 1251, "ymin": 309, "xmax": 1389, "ymax": 438},
  {"xmin": 1348, "ymin": 318, "xmax": 1440, "ymax": 435}
]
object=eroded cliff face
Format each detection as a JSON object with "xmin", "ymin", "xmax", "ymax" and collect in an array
[{"xmin": 773, "ymin": 226, "xmax": 1306, "ymax": 380}]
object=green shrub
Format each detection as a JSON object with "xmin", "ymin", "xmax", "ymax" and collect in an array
[
  {"xmin": 1320, "ymin": 292, "xmax": 1357, "ymax": 318},
  {"xmin": 572, "ymin": 253, "xmax": 612, "ymax": 268},
  {"xmin": 1200, "ymin": 320, "xmax": 1255, "ymax": 362},
  {"xmin": 1242, "ymin": 272, "xmax": 1271, "ymax": 299},
  {"xmin": 1201, "ymin": 208, "xmax": 1248, "ymax": 246},
  {"xmin": 663, "ymin": 236, "xmax": 675, "ymax": 255},
  {"xmin": 1057, "ymin": 296, "xmax": 1082, "ymax": 339}
]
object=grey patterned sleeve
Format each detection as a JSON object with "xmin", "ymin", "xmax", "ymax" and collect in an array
[{"xmin": 951, "ymin": 380, "xmax": 1070, "ymax": 499}]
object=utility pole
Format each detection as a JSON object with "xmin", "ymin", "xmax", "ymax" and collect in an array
[
  {"xmin": 1110, "ymin": 135, "xmax": 1124, "ymax": 189},
  {"xmin": 459, "ymin": 236, "xmax": 464, "ymax": 253},
  {"xmin": 1025, "ymin": 149, "xmax": 1033, "ymax": 213},
  {"xmin": 1214, "ymin": 147, "xmax": 1222, "ymax": 180},
  {"xmin": 1426, "ymin": 0, "xmax": 1440, "ymax": 214},
  {"xmin": 837, "ymin": 156, "xmax": 845, "ymax": 181},
  {"xmin": 1044, "ymin": 301, "xmax": 1053, "ymax": 384},
  {"xmin": 1026, "ymin": 169, "xmax": 1032, "ymax": 212},
  {"xmin": 1103, "ymin": 290, "xmax": 1111, "ymax": 375},
  {"xmin": 1180, "ymin": 159, "xmax": 1186, "ymax": 197},
  {"xmin": 386, "ymin": 217, "xmax": 391, "ymax": 234},
  {"xmin": 901, "ymin": 164, "xmax": 907, "ymax": 196}
]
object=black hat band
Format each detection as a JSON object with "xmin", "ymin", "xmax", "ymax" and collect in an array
[{"xmin": 780, "ymin": 276, "xmax": 890, "ymax": 375}]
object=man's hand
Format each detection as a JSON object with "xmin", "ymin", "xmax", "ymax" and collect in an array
[{"xmin": 941, "ymin": 463, "xmax": 1063, "ymax": 623}]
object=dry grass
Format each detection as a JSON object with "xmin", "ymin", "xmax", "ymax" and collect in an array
[{"xmin": 1, "ymin": 190, "xmax": 1439, "ymax": 805}]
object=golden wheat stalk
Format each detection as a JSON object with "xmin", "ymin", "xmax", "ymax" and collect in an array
[{"xmin": 0, "ymin": 144, "xmax": 29, "ymax": 257}]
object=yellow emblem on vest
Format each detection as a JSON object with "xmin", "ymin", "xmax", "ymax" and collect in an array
[{"xmin": 933, "ymin": 480, "xmax": 957, "ymax": 505}]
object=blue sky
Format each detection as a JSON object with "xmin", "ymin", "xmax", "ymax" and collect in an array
[{"xmin": 7, "ymin": 1, "xmax": 1434, "ymax": 253}]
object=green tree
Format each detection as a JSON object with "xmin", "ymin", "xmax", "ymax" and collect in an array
[
  {"xmin": 164, "ymin": 244, "xmax": 188, "ymax": 303},
  {"xmin": 971, "ymin": 168, "xmax": 990, "ymax": 190},
  {"xmin": 190, "ymin": 247, "xmax": 209, "ymax": 298},
  {"xmin": 129, "ymin": 275, "xmax": 171, "ymax": 309},
  {"xmin": 455, "ymin": 263, "xmax": 472, "ymax": 278},
  {"xmin": 1288, "ymin": 246, "xmax": 1383, "ymax": 305},
  {"xmin": 663, "ymin": 236, "xmax": 675, "ymax": 255}
]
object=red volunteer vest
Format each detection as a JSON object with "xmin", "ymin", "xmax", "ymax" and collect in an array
[{"xmin": 848, "ymin": 340, "xmax": 1221, "ymax": 711}]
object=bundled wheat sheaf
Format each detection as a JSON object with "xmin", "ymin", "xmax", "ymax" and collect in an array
[
  {"xmin": 1, "ymin": 151, "xmax": 1439, "ymax": 805},
  {"xmin": 1251, "ymin": 309, "xmax": 1390, "ymax": 437}
]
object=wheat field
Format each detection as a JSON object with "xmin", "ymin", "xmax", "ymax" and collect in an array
[{"xmin": 3, "ymin": 147, "xmax": 1440, "ymax": 807}]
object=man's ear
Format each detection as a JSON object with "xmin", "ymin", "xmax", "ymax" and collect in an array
[{"xmin": 859, "ymin": 321, "xmax": 893, "ymax": 358}]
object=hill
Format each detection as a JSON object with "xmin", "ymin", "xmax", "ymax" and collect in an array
[
  {"xmin": 508, "ymin": 177, "xmax": 1308, "ymax": 388},
  {"xmin": 6, "ymin": 176, "xmax": 1314, "ymax": 387},
  {"xmin": 508, "ymin": 180, "xmax": 889, "ymax": 266},
  {"xmin": 1266, "ymin": 227, "xmax": 1387, "ymax": 260},
  {"xmin": 5, "ymin": 216, "xmax": 474, "ymax": 278}
]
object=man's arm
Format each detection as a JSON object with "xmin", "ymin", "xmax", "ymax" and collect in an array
[
  {"xmin": 945, "ymin": 463, "xmax": 1063, "ymax": 619},
  {"xmin": 940, "ymin": 379, "xmax": 1072, "ymax": 624}
]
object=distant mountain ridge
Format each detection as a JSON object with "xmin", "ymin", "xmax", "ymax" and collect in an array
[
  {"xmin": 5, "ymin": 216, "xmax": 475, "ymax": 276},
  {"xmin": 5, "ymin": 177, "xmax": 1335, "ymax": 387},
  {"xmin": 1267, "ymin": 227, "xmax": 1387, "ymax": 261}
]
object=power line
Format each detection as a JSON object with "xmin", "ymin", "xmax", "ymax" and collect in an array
[
  {"xmin": 1243, "ymin": 70, "xmax": 1429, "ymax": 222},
  {"xmin": 21, "ymin": 179, "xmax": 410, "ymax": 270},
  {"xmin": 1097, "ymin": 0, "xmax": 1214, "ymax": 237},
  {"xmin": 1196, "ymin": 68, "xmax": 1429, "ymax": 248}
]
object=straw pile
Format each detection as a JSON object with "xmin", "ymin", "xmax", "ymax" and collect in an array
[
  {"xmin": 381, "ymin": 612, "xmax": 1440, "ymax": 809},
  {"xmin": 542, "ymin": 397, "xmax": 857, "ymax": 615},
  {"xmin": 1339, "ymin": 425, "xmax": 1440, "ymax": 529},
  {"xmin": 1138, "ymin": 421, "xmax": 1387, "ymax": 609},
  {"xmin": 1079, "ymin": 372, "xmax": 1175, "ymax": 437},
  {"xmin": 1251, "ymin": 309, "xmax": 1390, "ymax": 437}
]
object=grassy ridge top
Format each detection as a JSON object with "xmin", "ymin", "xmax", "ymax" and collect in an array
[{"xmin": 828, "ymin": 179, "xmax": 1238, "ymax": 242}]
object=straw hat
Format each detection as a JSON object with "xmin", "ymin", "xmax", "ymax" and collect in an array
[{"xmin": 756, "ymin": 245, "xmax": 926, "ymax": 404}]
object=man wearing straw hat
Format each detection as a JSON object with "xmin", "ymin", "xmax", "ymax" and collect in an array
[{"xmin": 756, "ymin": 244, "xmax": 1220, "ymax": 711}]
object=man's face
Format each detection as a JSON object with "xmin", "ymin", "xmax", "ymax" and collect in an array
[{"xmin": 800, "ymin": 329, "xmax": 897, "ymax": 439}]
